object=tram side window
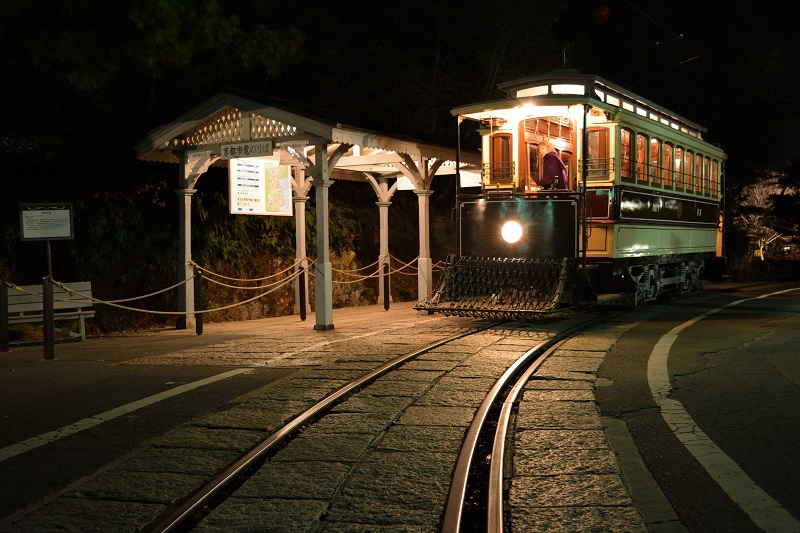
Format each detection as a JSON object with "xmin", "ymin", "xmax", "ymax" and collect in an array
[
  {"xmin": 621, "ymin": 129, "xmax": 633, "ymax": 182},
  {"xmin": 586, "ymin": 128, "xmax": 609, "ymax": 180},
  {"xmin": 489, "ymin": 133, "xmax": 513, "ymax": 184},
  {"xmin": 560, "ymin": 150, "xmax": 573, "ymax": 188},
  {"xmin": 674, "ymin": 147, "xmax": 683, "ymax": 190},
  {"xmin": 650, "ymin": 137, "xmax": 661, "ymax": 186},
  {"xmin": 636, "ymin": 133, "xmax": 648, "ymax": 183},
  {"xmin": 684, "ymin": 150, "xmax": 693, "ymax": 192},
  {"xmin": 663, "ymin": 143, "xmax": 673, "ymax": 188},
  {"xmin": 702, "ymin": 157, "xmax": 710, "ymax": 196},
  {"xmin": 694, "ymin": 156, "xmax": 701, "ymax": 195},
  {"xmin": 526, "ymin": 143, "xmax": 540, "ymax": 190},
  {"xmin": 711, "ymin": 160, "xmax": 719, "ymax": 196}
]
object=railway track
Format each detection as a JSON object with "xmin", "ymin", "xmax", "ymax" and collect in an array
[
  {"xmin": 149, "ymin": 320, "xmax": 502, "ymax": 531},
  {"xmin": 442, "ymin": 314, "xmax": 615, "ymax": 532},
  {"xmin": 145, "ymin": 311, "xmax": 618, "ymax": 532},
  {"xmin": 4, "ymin": 306, "xmax": 639, "ymax": 532}
]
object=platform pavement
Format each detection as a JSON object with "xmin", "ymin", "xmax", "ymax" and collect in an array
[{"xmin": 1, "ymin": 301, "xmax": 683, "ymax": 532}]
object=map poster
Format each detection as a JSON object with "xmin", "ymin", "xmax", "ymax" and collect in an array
[
  {"xmin": 20, "ymin": 203, "xmax": 74, "ymax": 241},
  {"xmin": 229, "ymin": 158, "xmax": 293, "ymax": 216}
]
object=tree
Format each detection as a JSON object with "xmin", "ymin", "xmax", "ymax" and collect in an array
[
  {"xmin": 1, "ymin": 0, "xmax": 796, "ymax": 326},
  {"xmin": 731, "ymin": 170, "xmax": 792, "ymax": 262},
  {"xmin": 770, "ymin": 159, "xmax": 800, "ymax": 252},
  {"xmin": 0, "ymin": 0, "xmax": 305, "ymax": 317}
]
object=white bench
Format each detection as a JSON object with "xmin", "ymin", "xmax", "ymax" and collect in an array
[{"xmin": 1, "ymin": 281, "xmax": 94, "ymax": 349}]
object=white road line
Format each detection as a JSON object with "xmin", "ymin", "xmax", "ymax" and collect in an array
[
  {"xmin": 647, "ymin": 287, "xmax": 800, "ymax": 532},
  {"xmin": 0, "ymin": 368, "xmax": 251, "ymax": 463}
]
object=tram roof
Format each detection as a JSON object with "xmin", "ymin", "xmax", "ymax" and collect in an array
[{"xmin": 453, "ymin": 70, "xmax": 709, "ymax": 139}]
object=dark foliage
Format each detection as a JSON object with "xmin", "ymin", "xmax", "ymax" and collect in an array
[{"xmin": 1, "ymin": 0, "xmax": 796, "ymax": 331}]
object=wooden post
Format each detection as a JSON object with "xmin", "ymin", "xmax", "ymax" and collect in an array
[
  {"xmin": 298, "ymin": 266, "xmax": 306, "ymax": 321},
  {"xmin": 42, "ymin": 276, "xmax": 54, "ymax": 360},
  {"xmin": 1, "ymin": 283, "xmax": 9, "ymax": 353},
  {"xmin": 383, "ymin": 262, "xmax": 390, "ymax": 311},
  {"xmin": 194, "ymin": 268, "xmax": 203, "ymax": 336}
]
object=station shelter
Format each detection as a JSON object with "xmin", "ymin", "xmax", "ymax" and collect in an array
[{"xmin": 134, "ymin": 89, "xmax": 479, "ymax": 330}]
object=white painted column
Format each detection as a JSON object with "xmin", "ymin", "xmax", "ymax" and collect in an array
[
  {"xmin": 289, "ymin": 164, "xmax": 313, "ymax": 316},
  {"xmin": 173, "ymin": 150, "xmax": 217, "ymax": 330},
  {"xmin": 377, "ymin": 199, "xmax": 392, "ymax": 303},
  {"xmin": 293, "ymin": 194, "xmax": 311, "ymax": 315},
  {"xmin": 312, "ymin": 144, "xmax": 334, "ymax": 330},
  {"xmin": 174, "ymin": 187, "xmax": 196, "ymax": 329},
  {"xmin": 415, "ymin": 189, "xmax": 434, "ymax": 301}
]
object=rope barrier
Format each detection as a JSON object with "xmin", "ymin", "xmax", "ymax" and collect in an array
[
  {"xmin": 48, "ymin": 271, "xmax": 300, "ymax": 315},
  {"xmin": 328, "ymin": 255, "xmax": 436, "ymax": 281},
  {"xmin": 202, "ymin": 270, "xmax": 305, "ymax": 291},
  {"xmin": 190, "ymin": 272, "xmax": 299, "ymax": 314},
  {"xmin": 70, "ymin": 276, "xmax": 195, "ymax": 303},
  {"xmin": 189, "ymin": 257, "xmax": 308, "ymax": 282},
  {"xmin": 389, "ymin": 254, "xmax": 420, "ymax": 271},
  {"xmin": 331, "ymin": 265, "xmax": 383, "ymax": 283},
  {"xmin": 330, "ymin": 257, "xmax": 381, "ymax": 273},
  {"xmin": 2, "ymin": 253, "xmax": 440, "ymax": 322}
]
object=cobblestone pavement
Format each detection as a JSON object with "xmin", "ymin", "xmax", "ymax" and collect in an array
[{"xmin": 2, "ymin": 303, "xmax": 682, "ymax": 532}]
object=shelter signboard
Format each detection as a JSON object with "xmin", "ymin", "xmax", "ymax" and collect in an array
[
  {"xmin": 229, "ymin": 159, "xmax": 292, "ymax": 216},
  {"xmin": 220, "ymin": 140, "xmax": 273, "ymax": 160}
]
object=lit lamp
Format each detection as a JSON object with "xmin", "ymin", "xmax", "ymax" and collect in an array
[{"xmin": 501, "ymin": 220, "xmax": 523, "ymax": 244}]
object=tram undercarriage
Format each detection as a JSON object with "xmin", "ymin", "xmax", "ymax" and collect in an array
[
  {"xmin": 414, "ymin": 254, "xmax": 711, "ymax": 319},
  {"xmin": 603, "ymin": 256, "xmax": 708, "ymax": 307},
  {"xmin": 414, "ymin": 256, "xmax": 573, "ymax": 319}
]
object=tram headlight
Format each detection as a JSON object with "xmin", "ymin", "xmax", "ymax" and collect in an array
[{"xmin": 501, "ymin": 220, "xmax": 523, "ymax": 244}]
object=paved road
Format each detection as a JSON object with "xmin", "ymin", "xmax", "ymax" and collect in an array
[
  {"xmin": 1, "ymin": 282, "xmax": 799, "ymax": 531},
  {"xmin": 597, "ymin": 280, "xmax": 800, "ymax": 532},
  {"xmin": 0, "ymin": 327, "xmax": 297, "ymax": 518},
  {"xmin": 0, "ymin": 304, "xmax": 466, "ymax": 527}
]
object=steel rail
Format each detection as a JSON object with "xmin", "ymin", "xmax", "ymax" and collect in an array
[
  {"xmin": 147, "ymin": 321, "xmax": 502, "ymax": 533},
  {"xmin": 441, "ymin": 313, "xmax": 614, "ymax": 532},
  {"xmin": 487, "ymin": 337, "xmax": 569, "ymax": 532}
]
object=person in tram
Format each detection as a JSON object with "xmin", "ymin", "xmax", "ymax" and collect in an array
[{"xmin": 538, "ymin": 139, "xmax": 568, "ymax": 189}]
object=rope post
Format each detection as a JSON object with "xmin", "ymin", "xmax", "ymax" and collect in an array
[
  {"xmin": 194, "ymin": 268, "xmax": 203, "ymax": 336},
  {"xmin": 298, "ymin": 266, "xmax": 306, "ymax": 321},
  {"xmin": 383, "ymin": 262, "xmax": 390, "ymax": 311},
  {"xmin": 42, "ymin": 276, "xmax": 54, "ymax": 360},
  {"xmin": 1, "ymin": 282, "xmax": 9, "ymax": 352}
]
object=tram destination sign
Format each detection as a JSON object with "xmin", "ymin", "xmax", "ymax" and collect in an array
[{"xmin": 19, "ymin": 203, "xmax": 74, "ymax": 241}]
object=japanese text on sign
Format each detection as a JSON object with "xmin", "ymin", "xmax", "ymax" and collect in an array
[
  {"xmin": 20, "ymin": 203, "xmax": 74, "ymax": 241},
  {"xmin": 229, "ymin": 159, "xmax": 292, "ymax": 216},
  {"xmin": 220, "ymin": 140, "xmax": 273, "ymax": 160}
]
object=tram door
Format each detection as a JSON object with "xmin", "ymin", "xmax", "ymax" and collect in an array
[{"xmin": 489, "ymin": 133, "xmax": 513, "ymax": 186}]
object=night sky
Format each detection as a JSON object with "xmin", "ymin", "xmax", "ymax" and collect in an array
[{"xmin": 1, "ymin": 0, "xmax": 798, "ymax": 287}]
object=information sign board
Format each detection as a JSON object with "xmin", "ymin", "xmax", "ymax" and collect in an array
[
  {"xmin": 229, "ymin": 159, "xmax": 292, "ymax": 216},
  {"xmin": 19, "ymin": 203, "xmax": 74, "ymax": 241}
]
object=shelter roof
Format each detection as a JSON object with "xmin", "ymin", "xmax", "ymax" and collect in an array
[{"xmin": 134, "ymin": 89, "xmax": 479, "ymax": 180}]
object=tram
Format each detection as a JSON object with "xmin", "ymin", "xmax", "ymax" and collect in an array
[{"xmin": 416, "ymin": 70, "xmax": 727, "ymax": 318}]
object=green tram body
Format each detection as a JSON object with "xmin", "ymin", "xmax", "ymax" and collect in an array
[{"xmin": 417, "ymin": 71, "xmax": 727, "ymax": 317}]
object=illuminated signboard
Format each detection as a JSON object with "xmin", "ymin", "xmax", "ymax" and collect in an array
[{"xmin": 229, "ymin": 159, "xmax": 292, "ymax": 216}]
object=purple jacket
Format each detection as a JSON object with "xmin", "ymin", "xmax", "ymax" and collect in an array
[{"xmin": 540, "ymin": 151, "xmax": 568, "ymax": 189}]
